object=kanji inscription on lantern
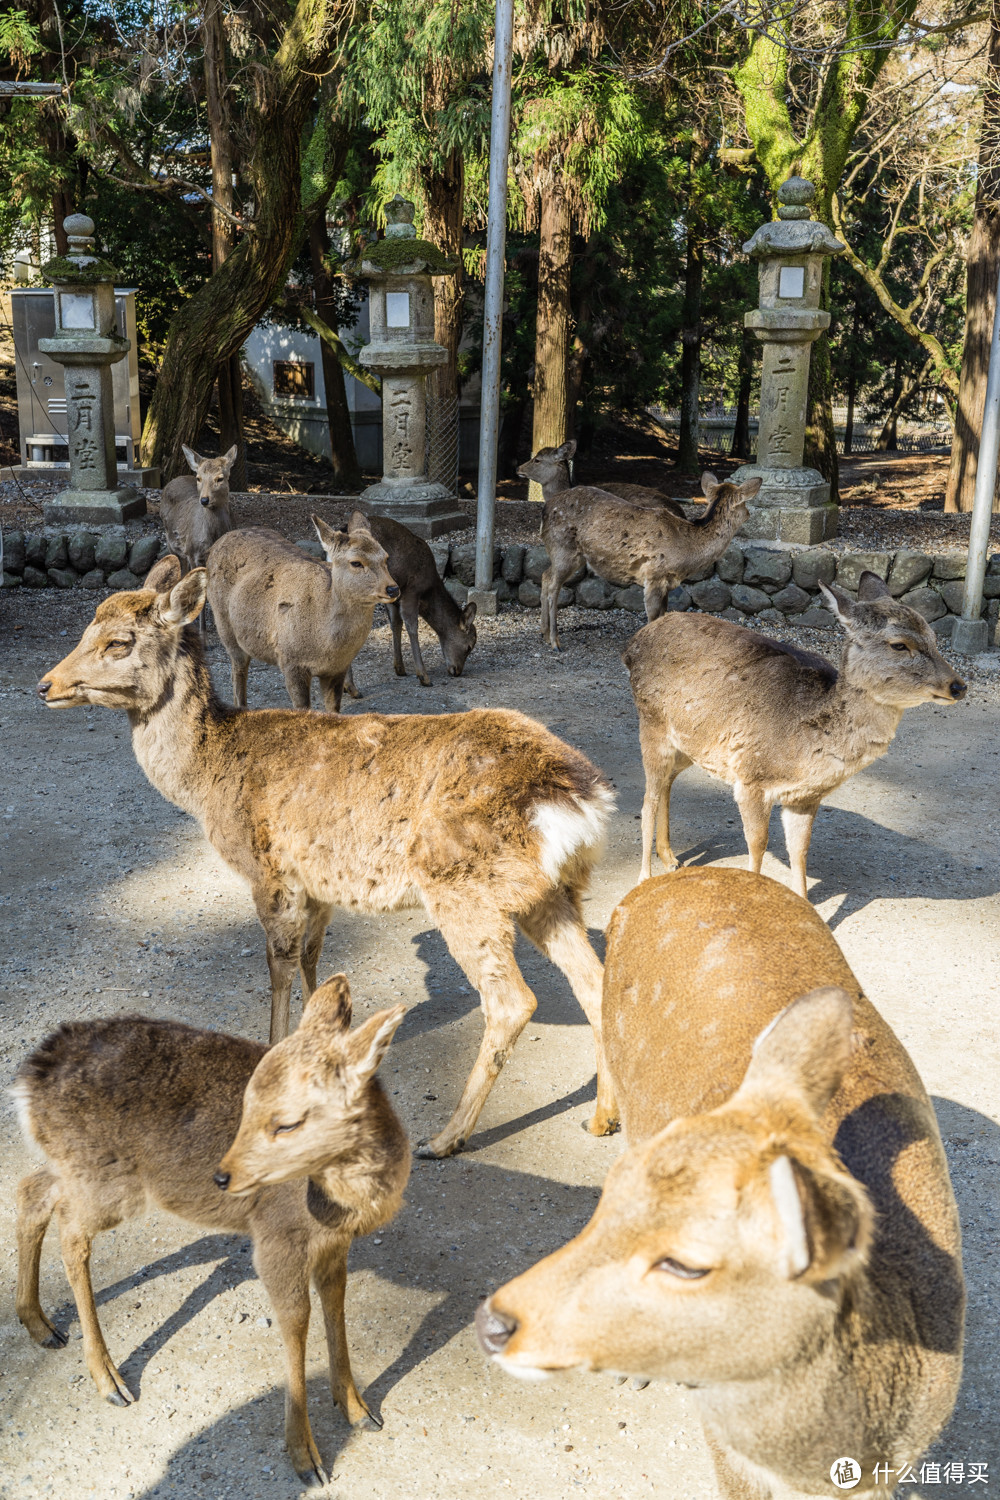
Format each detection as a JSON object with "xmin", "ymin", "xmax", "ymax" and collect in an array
[
  {"xmin": 769, "ymin": 425, "xmax": 792, "ymax": 454},
  {"xmin": 775, "ymin": 385, "xmax": 790, "ymax": 411},
  {"xmin": 76, "ymin": 435, "xmax": 99, "ymax": 469},
  {"xmin": 71, "ymin": 380, "xmax": 95, "ymax": 432}
]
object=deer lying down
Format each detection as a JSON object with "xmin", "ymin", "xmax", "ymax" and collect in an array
[
  {"xmin": 15, "ymin": 976, "xmax": 409, "ymax": 1488},
  {"xmin": 517, "ymin": 457, "xmax": 761, "ymax": 648},
  {"xmin": 207, "ymin": 514, "xmax": 398, "ymax": 713},
  {"xmin": 38, "ymin": 558, "xmax": 615, "ymax": 1159},
  {"xmin": 478, "ymin": 869, "xmax": 964, "ymax": 1500},
  {"xmin": 624, "ymin": 571, "xmax": 967, "ymax": 895},
  {"xmin": 518, "ymin": 440, "xmax": 687, "ymax": 517}
]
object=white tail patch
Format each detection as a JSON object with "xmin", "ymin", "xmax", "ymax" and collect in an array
[
  {"xmin": 769, "ymin": 1155, "xmax": 810, "ymax": 1277},
  {"xmin": 531, "ymin": 785, "xmax": 615, "ymax": 885},
  {"xmin": 10, "ymin": 1078, "xmax": 39, "ymax": 1150}
]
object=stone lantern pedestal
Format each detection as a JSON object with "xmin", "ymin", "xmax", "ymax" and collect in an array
[
  {"xmin": 353, "ymin": 198, "xmax": 466, "ymax": 538},
  {"xmin": 39, "ymin": 214, "xmax": 145, "ymax": 526},
  {"xmin": 731, "ymin": 178, "xmax": 844, "ymax": 545}
]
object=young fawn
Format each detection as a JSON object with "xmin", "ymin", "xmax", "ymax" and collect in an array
[
  {"xmin": 518, "ymin": 440, "xmax": 686, "ymax": 517},
  {"xmin": 625, "ymin": 571, "xmax": 967, "ymax": 894},
  {"xmin": 206, "ymin": 514, "xmax": 398, "ymax": 712},
  {"xmin": 15, "ymin": 976, "xmax": 409, "ymax": 1488},
  {"xmin": 38, "ymin": 558, "xmax": 615, "ymax": 1158},
  {"xmin": 478, "ymin": 869, "xmax": 964, "ymax": 1500},
  {"xmin": 158, "ymin": 444, "xmax": 237, "ymax": 573},
  {"xmin": 516, "ymin": 454, "xmax": 761, "ymax": 648}
]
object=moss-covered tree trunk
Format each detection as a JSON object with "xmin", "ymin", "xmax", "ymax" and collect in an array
[
  {"xmin": 141, "ymin": 0, "xmax": 354, "ymax": 482},
  {"xmin": 308, "ymin": 217, "xmax": 361, "ymax": 488},
  {"xmin": 677, "ymin": 216, "xmax": 703, "ymax": 474},
  {"xmin": 422, "ymin": 148, "xmax": 464, "ymax": 405},
  {"xmin": 529, "ymin": 179, "xmax": 573, "ymax": 501}
]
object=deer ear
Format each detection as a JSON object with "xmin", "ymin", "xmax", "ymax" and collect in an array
[
  {"xmin": 301, "ymin": 974, "xmax": 353, "ymax": 1034},
  {"xmin": 817, "ymin": 580, "xmax": 858, "ymax": 627},
  {"xmin": 348, "ymin": 510, "xmax": 373, "ymax": 534},
  {"xmin": 700, "ymin": 471, "xmax": 720, "ymax": 499},
  {"xmin": 145, "ymin": 555, "xmax": 182, "ymax": 593},
  {"xmin": 555, "ymin": 440, "xmax": 577, "ymax": 461},
  {"xmin": 181, "ymin": 445, "xmax": 200, "ymax": 473},
  {"xmin": 738, "ymin": 477, "xmax": 763, "ymax": 500},
  {"xmin": 733, "ymin": 986, "xmax": 855, "ymax": 1119},
  {"xmin": 342, "ymin": 1004, "xmax": 406, "ymax": 1089},
  {"xmin": 158, "ymin": 568, "xmax": 208, "ymax": 625},
  {"xmin": 223, "ymin": 444, "xmax": 238, "ymax": 470},
  {"xmin": 311, "ymin": 514, "xmax": 343, "ymax": 552},
  {"xmin": 768, "ymin": 1154, "xmax": 872, "ymax": 1282},
  {"xmin": 461, "ymin": 600, "xmax": 477, "ymax": 628},
  {"xmin": 856, "ymin": 570, "xmax": 891, "ymax": 602}
]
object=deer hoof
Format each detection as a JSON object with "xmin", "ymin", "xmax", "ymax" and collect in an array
[
  {"xmin": 415, "ymin": 1134, "xmax": 464, "ymax": 1159},
  {"xmin": 106, "ymin": 1389, "xmax": 132, "ymax": 1408},
  {"xmin": 296, "ymin": 1465, "xmax": 329, "ymax": 1488},
  {"xmin": 582, "ymin": 1113, "xmax": 620, "ymax": 1137},
  {"xmin": 418, "ymin": 675, "xmax": 431, "ymax": 687},
  {"xmin": 42, "ymin": 1327, "xmax": 68, "ymax": 1349}
]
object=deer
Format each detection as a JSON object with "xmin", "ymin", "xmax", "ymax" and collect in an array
[
  {"xmin": 516, "ymin": 456, "xmax": 762, "ymax": 649},
  {"xmin": 624, "ymin": 571, "xmax": 967, "ymax": 896},
  {"xmin": 158, "ymin": 444, "xmax": 237, "ymax": 574},
  {"xmin": 311, "ymin": 513, "xmax": 477, "ymax": 694},
  {"xmin": 37, "ymin": 557, "xmax": 616, "ymax": 1159},
  {"xmin": 206, "ymin": 514, "xmax": 398, "ymax": 713},
  {"xmin": 518, "ymin": 440, "xmax": 687, "ymax": 517},
  {"xmin": 477, "ymin": 867, "xmax": 965, "ymax": 1500},
  {"xmin": 15, "ymin": 975, "xmax": 409, "ymax": 1489}
]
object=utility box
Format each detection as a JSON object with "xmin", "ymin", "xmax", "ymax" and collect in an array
[{"xmin": 8, "ymin": 287, "xmax": 158, "ymax": 485}]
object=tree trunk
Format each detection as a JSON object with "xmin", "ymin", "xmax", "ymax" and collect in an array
[
  {"xmin": 141, "ymin": 0, "xmax": 348, "ymax": 482},
  {"xmin": 529, "ymin": 179, "xmax": 573, "ymax": 500},
  {"xmin": 308, "ymin": 217, "xmax": 361, "ymax": 488},
  {"xmin": 843, "ymin": 298, "xmax": 860, "ymax": 455},
  {"xmin": 677, "ymin": 217, "xmax": 703, "ymax": 474},
  {"xmin": 730, "ymin": 329, "xmax": 754, "ymax": 459},
  {"xmin": 203, "ymin": 0, "xmax": 246, "ymax": 488},
  {"xmin": 946, "ymin": 0, "xmax": 1000, "ymax": 512},
  {"xmin": 421, "ymin": 148, "xmax": 464, "ymax": 404},
  {"xmin": 876, "ymin": 359, "xmax": 903, "ymax": 451}
]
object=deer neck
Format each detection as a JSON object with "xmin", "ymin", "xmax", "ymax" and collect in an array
[
  {"xmin": 127, "ymin": 636, "xmax": 227, "ymax": 818},
  {"xmin": 828, "ymin": 647, "xmax": 905, "ymax": 765},
  {"xmin": 690, "ymin": 504, "xmax": 742, "ymax": 560},
  {"xmin": 308, "ymin": 1110, "xmax": 409, "ymax": 1236}
]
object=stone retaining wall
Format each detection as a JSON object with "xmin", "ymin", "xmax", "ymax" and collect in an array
[{"xmin": 6, "ymin": 525, "xmax": 999, "ymax": 639}]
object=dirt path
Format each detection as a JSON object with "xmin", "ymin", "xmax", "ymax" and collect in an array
[{"xmin": 1, "ymin": 594, "xmax": 999, "ymax": 1500}]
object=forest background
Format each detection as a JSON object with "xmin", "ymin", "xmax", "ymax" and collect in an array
[{"xmin": 1, "ymin": 0, "xmax": 998, "ymax": 511}]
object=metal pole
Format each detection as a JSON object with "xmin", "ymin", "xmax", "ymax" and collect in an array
[
  {"xmin": 471, "ymin": 0, "xmax": 515, "ymax": 612},
  {"xmin": 953, "ymin": 260, "xmax": 1000, "ymax": 655}
]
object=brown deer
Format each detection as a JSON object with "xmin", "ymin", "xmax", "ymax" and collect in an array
[
  {"xmin": 518, "ymin": 440, "xmax": 687, "ymax": 517},
  {"xmin": 313, "ymin": 514, "xmax": 477, "ymax": 692},
  {"xmin": 206, "ymin": 514, "xmax": 398, "ymax": 712},
  {"xmin": 477, "ymin": 868, "xmax": 964, "ymax": 1500},
  {"xmin": 158, "ymin": 444, "xmax": 237, "ymax": 573},
  {"xmin": 624, "ymin": 572, "xmax": 967, "ymax": 895},
  {"xmin": 15, "ymin": 975, "xmax": 409, "ymax": 1488},
  {"xmin": 37, "ymin": 558, "xmax": 615, "ymax": 1158},
  {"xmin": 516, "ymin": 456, "xmax": 761, "ymax": 648}
]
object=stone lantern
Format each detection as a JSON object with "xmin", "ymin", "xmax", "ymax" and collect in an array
[
  {"xmin": 731, "ymin": 177, "xmax": 844, "ymax": 545},
  {"xmin": 352, "ymin": 196, "xmax": 466, "ymax": 537},
  {"xmin": 39, "ymin": 213, "xmax": 145, "ymax": 525}
]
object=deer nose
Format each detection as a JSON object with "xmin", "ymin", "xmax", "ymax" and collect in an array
[
  {"xmin": 200, "ymin": 495, "xmax": 211, "ymax": 506},
  {"xmin": 475, "ymin": 1301, "xmax": 517, "ymax": 1355},
  {"xmin": 37, "ymin": 678, "xmax": 51, "ymax": 699},
  {"xmin": 949, "ymin": 678, "xmax": 967, "ymax": 700},
  {"xmin": 213, "ymin": 1170, "xmax": 230, "ymax": 1190},
  {"xmin": 386, "ymin": 584, "xmax": 400, "ymax": 599}
]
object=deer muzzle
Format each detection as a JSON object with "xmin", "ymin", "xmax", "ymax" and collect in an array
[{"xmin": 475, "ymin": 1301, "xmax": 518, "ymax": 1356}]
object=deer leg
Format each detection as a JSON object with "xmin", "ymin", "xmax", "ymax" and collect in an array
[
  {"xmin": 281, "ymin": 664, "xmax": 313, "ymax": 711},
  {"xmin": 400, "ymin": 593, "xmax": 431, "ymax": 685},
  {"xmin": 255, "ymin": 1243, "xmax": 327, "ymax": 1487},
  {"xmin": 57, "ymin": 1216, "xmax": 134, "ymax": 1405},
  {"xmin": 540, "ymin": 559, "xmax": 576, "ymax": 650},
  {"xmin": 299, "ymin": 900, "xmax": 334, "ymax": 998},
  {"xmin": 255, "ymin": 882, "xmax": 309, "ymax": 1043},
  {"xmin": 388, "ymin": 599, "xmax": 407, "ymax": 678},
  {"xmin": 734, "ymin": 783, "xmax": 771, "ymax": 876},
  {"xmin": 313, "ymin": 1243, "xmax": 379, "ymax": 1430},
  {"xmin": 642, "ymin": 581, "xmax": 668, "ymax": 621},
  {"xmin": 518, "ymin": 888, "xmax": 618, "ymax": 1137},
  {"xmin": 223, "ymin": 648, "xmax": 250, "ymax": 708},
  {"xmin": 415, "ymin": 898, "xmax": 537, "ymax": 1158},
  {"xmin": 780, "ymin": 801, "xmax": 820, "ymax": 901},
  {"xmin": 318, "ymin": 673, "xmax": 346, "ymax": 714},
  {"xmin": 16, "ymin": 1168, "xmax": 67, "ymax": 1348}
]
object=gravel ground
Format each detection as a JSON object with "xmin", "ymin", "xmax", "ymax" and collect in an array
[{"xmin": 1, "ymin": 589, "xmax": 999, "ymax": 1500}]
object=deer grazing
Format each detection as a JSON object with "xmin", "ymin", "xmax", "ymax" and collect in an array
[
  {"xmin": 477, "ymin": 868, "xmax": 964, "ymax": 1500},
  {"xmin": 516, "ymin": 456, "xmax": 762, "ymax": 648},
  {"xmin": 312, "ymin": 513, "xmax": 477, "ymax": 693},
  {"xmin": 38, "ymin": 558, "xmax": 615, "ymax": 1158},
  {"xmin": 158, "ymin": 444, "xmax": 237, "ymax": 574},
  {"xmin": 624, "ymin": 571, "xmax": 967, "ymax": 895},
  {"xmin": 206, "ymin": 514, "xmax": 398, "ymax": 712},
  {"xmin": 15, "ymin": 975, "xmax": 409, "ymax": 1488},
  {"xmin": 519, "ymin": 440, "xmax": 686, "ymax": 517}
]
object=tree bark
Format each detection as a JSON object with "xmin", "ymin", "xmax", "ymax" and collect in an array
[
  {"xmin": 876, "ymin": 359, "xmax": 903, "ymax": 451},
  {"xmin": 844, "ymin": 299, "xmax": 860, "ymax": 455},
  {"xmin": 308, "ymin": 217, "xmax": 361, "ymax": 488},
  {"xmin": 529, "ymin": 178, "xmax": 573, "ymax": 500},
  {"xmin": 141, "ymin": 0, "xmax": 351, "ymax": 482},
  {"xmin": 730, "ymin": 328, "xmax": 754, "ymax": 459},
  {"xmin": 946, "ymin": 0, "xmax": 1000, "ymax": 512},
  {"xmin": 421, "ymin": 148, "xmax": 465, "ymax": 404},
  {"xmin": 677, "ymin": 215, "xmax": 703, "ymax": 474}
]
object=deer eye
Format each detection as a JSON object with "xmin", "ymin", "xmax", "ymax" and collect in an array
[
  {"xmin": 272, "ymin": 1119, "xmax": 304, "ymax": 1136},
  {"xmin": 105, "ymin": 639, "xmax": 133, "ymax": 656},
  {"xmin": 889, "ymin": 641, "xmax": 912, "ymax": 653},
  {"xmin": 350, "ymin": 560, "xmax": 365, "ymax": 569},
  {"xmin": 654, "ymin": 1257, "xmax": 711, "ymax": 1280}
]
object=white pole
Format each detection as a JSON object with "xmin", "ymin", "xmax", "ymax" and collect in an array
[
  {"xmin": 953, "ymin": 261, "xmax": 1000, "ymax": 655},
  {"xmin": 471, "ymin": 0, "xmax": 515, "ymax": 611}
]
